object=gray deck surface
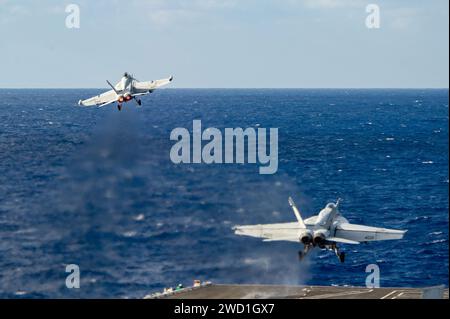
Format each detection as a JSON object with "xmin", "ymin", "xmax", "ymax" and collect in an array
[{"xmin": 154, "ymin": 284, "xmax": 449, "ymax": 299}]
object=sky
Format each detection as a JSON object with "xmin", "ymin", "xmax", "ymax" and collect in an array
[{"xmin": 0, "ymin": 0, "xmax": 448, "ymax": 88}]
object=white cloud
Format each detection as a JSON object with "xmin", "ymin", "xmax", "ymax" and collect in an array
[
  {"xmin": 291, "ymin": 0, "xmax": 365, "ymax": 9},
  {"xmin": 386, "ymin": 7, "xmax": 420, "ymax": 30},
  {"xmin": 0, "ymin": 1, "xmax": 31, "ymax": 25},
  {"xmin": 130, "ymin": 0, "xmax": 238, "ymax": 27},
  {"xmin": 147, "ymin": 8, "xmax": 200, "ymax": 27}
]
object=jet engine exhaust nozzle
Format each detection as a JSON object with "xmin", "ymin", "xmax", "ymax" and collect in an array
[
  {"xmin": 299, "ymin": 229, "xmax": 313, "ymax": 245},
  {"xmin": 313, "ymin": 232, "xmax": 326, "ymax": 246}
]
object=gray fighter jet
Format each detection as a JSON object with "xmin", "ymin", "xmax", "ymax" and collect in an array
[
  {"xmin": 234, "ymin": 197, "xmax": 407, "ymax": 262},
  {"xmin": 78, "ymin": 72, "xmax": 173, "ymax": 111}
]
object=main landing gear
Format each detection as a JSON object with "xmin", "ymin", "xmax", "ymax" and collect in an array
[
  {"xmin": 133, "ymin": 97, "xmax": 142, "ymax": 107},
  {"xmin": 298, "ymin": 251, "xmax": 305, "ymax": 261},
  {"xmin": 116, "ymin": 99, "xmax": 142, "ymax": 111},
  {"xmin": 331, "ymin": 244, "xmax": 345, "ymax": 263},
  {"xmin": 298, "ymin": 244, "xmax": 311, "ymax": 261},
  {"xmin": 298, "ymin": 244, "xmax": 346, "ymax": 263}
]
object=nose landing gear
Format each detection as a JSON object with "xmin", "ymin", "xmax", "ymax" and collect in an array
[{"xmin": 117, "ymin": 104, "xmax": 122, "ymax": 111}]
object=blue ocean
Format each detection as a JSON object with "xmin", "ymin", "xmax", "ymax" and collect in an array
[{"xmin": 0, "ymin": 89, "xmax": 448, "ymax": 298}]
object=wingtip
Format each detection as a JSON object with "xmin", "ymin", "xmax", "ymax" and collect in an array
[
  {"xmin": 233, "ymin": 226, "xmax": 245, "ymax": 235},
  {"xmin": 288, "ymin": 196, "xmax": 294, "ymax": 206}
]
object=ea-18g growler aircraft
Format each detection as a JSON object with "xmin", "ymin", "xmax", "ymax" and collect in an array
[
  {"xmin": 234, "ymin": 197, "xmax": 407, "ymax": 263},
  {"xmin": 78, "ymin": 72, "xmax": 173, "ymax": 111}
]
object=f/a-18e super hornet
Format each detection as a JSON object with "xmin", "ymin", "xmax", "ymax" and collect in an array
[
  {"xmin": 233, "ymin": 197, "xmax": 407, "ymax": 263},
  {"xmin": 78, "ymin": 72, "xmax": 173, "ymax": 111}
]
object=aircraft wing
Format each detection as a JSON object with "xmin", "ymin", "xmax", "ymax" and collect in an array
[
  {"xmin": 132, "ymin": 76, "xmax": 174, "ymax": 94},
  {"xmin": 334, "ymin": 223, "xmax": 407, "ymax": 243},
  {"xmin": 78, "ymin": 89, "xmax": 117, "ymax": 107},
  {"xmin": 233, "ymin": 222, "xmax": 302, "ymax": 243}
]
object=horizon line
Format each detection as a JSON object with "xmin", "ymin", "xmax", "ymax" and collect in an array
[{"xmin": 0, "ymin": 87, "xmax": 449, "ymax": 90}]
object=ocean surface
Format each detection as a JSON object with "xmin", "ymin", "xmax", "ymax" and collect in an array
[{"xmin": 0, "ymin": 89, "xmax": 448, "ymax": 298}]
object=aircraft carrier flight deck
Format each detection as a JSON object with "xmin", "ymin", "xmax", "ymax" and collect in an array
[{"xmin": 146, "ymin": 284, "xmax": 449, "ymax": 300}]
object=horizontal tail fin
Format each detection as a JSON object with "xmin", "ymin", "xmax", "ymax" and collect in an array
[{"xmin": 327, "ymin": 237, "xmax": 360, "ymax": 245}]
